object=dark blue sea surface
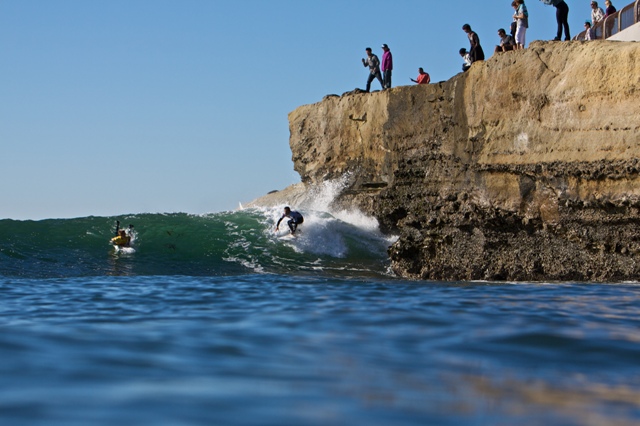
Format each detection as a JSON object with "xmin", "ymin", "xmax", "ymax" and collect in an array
[{"xmin": 1, "ymin": 211, "xmax": 640, "ymax": 425}]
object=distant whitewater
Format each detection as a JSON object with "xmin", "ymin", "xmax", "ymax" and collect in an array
[{"xmin": 0, "ymin": 202, "xmax": 395, "ymax": 279}]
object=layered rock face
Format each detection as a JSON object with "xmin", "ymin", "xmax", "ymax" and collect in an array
[{"xmin": 271, "ymin": 41, "xmax": 640, "ymax": 281}]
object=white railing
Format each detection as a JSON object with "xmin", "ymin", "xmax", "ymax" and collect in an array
[{"xmin": 575, "ymin": 0, "xmax": 639, "ymax": 40}]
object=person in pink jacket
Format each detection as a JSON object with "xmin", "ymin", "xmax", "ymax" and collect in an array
[{"xmin": 381, "ymin": 44, "xmax": 393, "ymax": 89}]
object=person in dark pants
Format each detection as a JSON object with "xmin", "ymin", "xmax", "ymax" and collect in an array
[
  {"xmin": 462, "ymin": 24, "xmax": 485, "ymax": 62},
  {"xmin": 362, "ymin": 47, "xmax": 384, "ymax": 93},
  {"xmin": 553, "ymin": 0, "xmax": 570, "ymax": 41},
  {"xmin": 381, "ymin": 44, "xmax": 393, "ymax": 89}
]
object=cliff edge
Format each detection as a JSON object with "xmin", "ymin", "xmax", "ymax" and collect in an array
[{"xmin": 254, "ymin": 40, "xmax": 640, "ymax": 281}]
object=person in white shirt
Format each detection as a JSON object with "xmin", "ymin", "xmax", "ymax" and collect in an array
[
  {"xmin": 584, "ymin": 21, "xmax": 594, "ymax": 40},
  {"xmin": 459, "ymin": 48, "xmax": 472, "ymax": 72},
  {"xmin": 591, "ymin": 1, "xmax": 605, "ymax": 25}
]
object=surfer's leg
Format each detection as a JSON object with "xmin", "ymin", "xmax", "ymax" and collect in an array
[{"xmin": 288, "ymin": 219, "xmax": 297, "ymax": 234}]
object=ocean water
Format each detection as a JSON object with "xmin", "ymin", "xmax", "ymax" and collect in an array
[{"xmin": 1, "ymin": 207, "xmax": 640, "ymax": 425}]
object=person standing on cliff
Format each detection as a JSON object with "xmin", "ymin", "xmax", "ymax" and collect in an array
[
  {"xmin": 539, "ymin": 0, "xmax": 570, "ymax": 41},
  {"xmin": 381, "ymin": 44, "xmax": 393, "ymax": 89},
  {"xmin": 591, "ymin": 1, "xmax": 605, "ymax": 25},
  {"xmin": 604, "ymin": 0, "xmax": 616, "ymax": 17},
  {"xmin": 554, "ymin": 0, "xmax": 570, "ymax": 41},
  {"xmin": 362, "ymin": 47, "xmax": 384, "ymax": 93},
  {"xmin": 513, "ymin": 0, "xmax": 529, "ymax": 50},
  {"xmin": 462, "ymin": 24, "xmax": 485, "ymax": 62},
  {"xmin": 410, "ymin": 68, "xmax": 430, "ymax": 84},
  {"xmin": 583, "ymin": 21, "xmax": 594, "ymax": 40}
]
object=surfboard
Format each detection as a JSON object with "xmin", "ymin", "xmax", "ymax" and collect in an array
[
  {"xmin": 113, "ymin": 245, "xmax": 135, "ymax": 254},
  {"xmin": 277, "ymin": 230, "xmax": 302, "ymax": 240}
]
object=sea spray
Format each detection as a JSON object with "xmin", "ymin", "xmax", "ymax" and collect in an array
[
  {"xmin": 259, "ymin": 175, "xmax": 396, "ymax": 236},
  {"xmin": 305, "ymin": 175, "xmax": 383, "ymax": 231},
  {"xmin": 254, "ymin": 175, "xmax": 396, "ymax": 260}
]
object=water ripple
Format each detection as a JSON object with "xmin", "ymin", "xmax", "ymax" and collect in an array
[{"xmin": 1, "ymin": 276, "xmax": 640, "ymax": 425}]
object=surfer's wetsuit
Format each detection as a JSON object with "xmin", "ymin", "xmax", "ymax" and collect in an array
[{"xmin": 277, "ymin": 210, "xmax": 304, "ymax": 234}]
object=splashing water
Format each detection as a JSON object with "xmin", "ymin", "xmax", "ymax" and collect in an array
[{"xmin": 256, "ymin": 175, "xmax": 396, "ymax": 259}]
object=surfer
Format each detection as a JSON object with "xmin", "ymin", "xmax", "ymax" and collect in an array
[
  {"xmin": 276, "ymin": 207, "xmax": 304, "ymax": 235},
  {"xmin": 114, "ymin": 220, "xmax": 134, "ymax": 237},
  {"xmin": 111, "ymin": 220, "xmax": 134, "ymax": 247}
]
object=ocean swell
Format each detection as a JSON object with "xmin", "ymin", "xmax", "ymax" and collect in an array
[{"xmin": 0, "ymin": 206, "xmax": 393, "ymax": 279}]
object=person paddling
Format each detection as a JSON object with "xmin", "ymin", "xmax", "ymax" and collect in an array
[
  {"xmin": 111, "ymin": 220, "xmax": 134, "ymax": 247},
  {"xmin": 276, "ymin": 207, "xmax": 304, "ymax": 235}
]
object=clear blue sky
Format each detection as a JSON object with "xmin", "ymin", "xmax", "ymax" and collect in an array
[{"xmin": 1, "ymin": 0, "xmax": 589, "ymax": 220}]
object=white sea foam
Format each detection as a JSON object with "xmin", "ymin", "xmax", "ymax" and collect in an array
[{"xmin": 256, "ymin": 175, "xmax": 397, "ymax": 259}]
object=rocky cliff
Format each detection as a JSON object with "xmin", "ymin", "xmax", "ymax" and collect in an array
[{"xmin": 253, "ymin": 40, "xmax": 640, "ymax": 281}]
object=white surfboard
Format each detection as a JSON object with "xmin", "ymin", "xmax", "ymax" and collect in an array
[
  {"xmin": 113, "ymin": 245, "xmax": 136, "ymax": 254},
  {"xmin": 277, "ymin": 229, "xmax": 302, "ymax": 240}
]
